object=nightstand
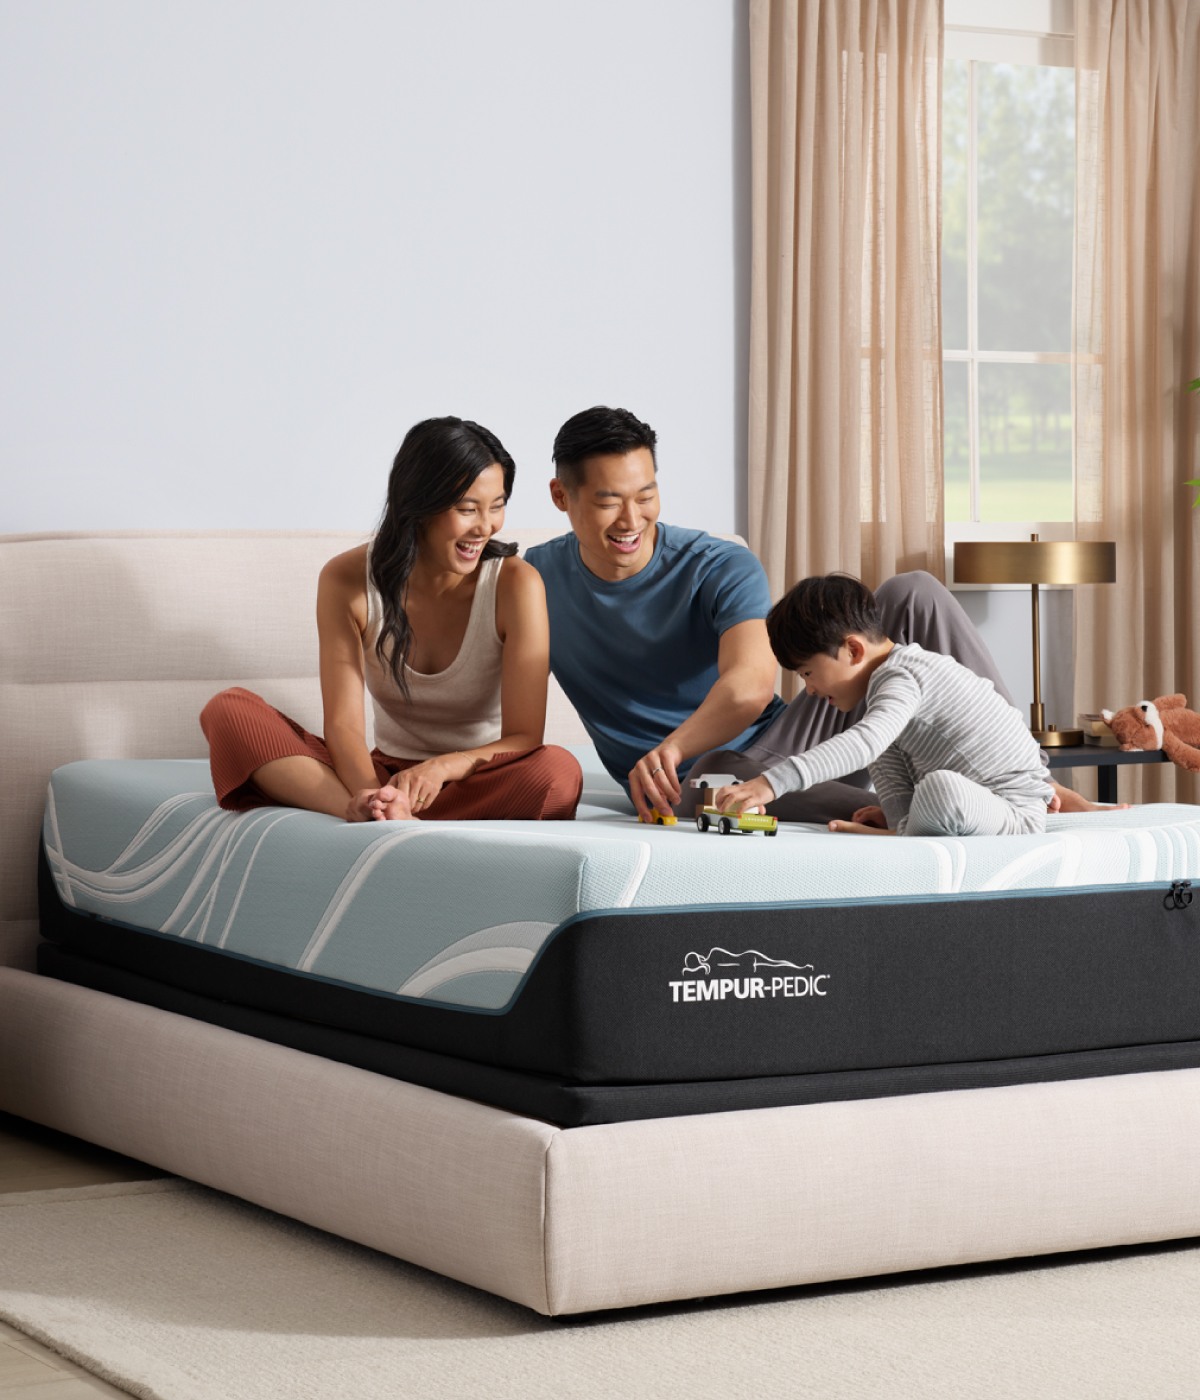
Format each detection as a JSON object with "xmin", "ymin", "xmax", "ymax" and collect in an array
[{"xmin": 1044, "ymin": 745, "xmax": 1170, "ymax": 804}]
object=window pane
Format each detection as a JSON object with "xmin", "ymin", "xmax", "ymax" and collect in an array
[
  {"xmin": 942, "ymin": 59, "xmax": 968, "ymax": 351},
  {"xmin": 976, "ymin": 63, "xmax": 1074, "ymax": 352},
  {"xmin": 944, "ymin": 360, "xmax": 970, "ymax": 521},
  {"xmin": 978, "ymin": 363, "xmax": 1072, "ymax": 522}
]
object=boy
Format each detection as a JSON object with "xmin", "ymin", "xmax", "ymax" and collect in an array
[{"xmin": 713, "ymin": 575, "xmax": 1053, "ymax": 837}]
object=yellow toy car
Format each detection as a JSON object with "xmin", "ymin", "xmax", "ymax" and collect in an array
[
  {"xmin": 639, "ymin": 807, "xmax": 678, "ymax": 826},
  {"xmin": 695, "ymin": 805, "xmax": 778, "ymax": 836}
]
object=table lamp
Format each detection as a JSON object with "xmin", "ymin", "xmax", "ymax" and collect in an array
[{"xmin": 953, "ymin": 535, "xmax": 1117, "ymax": 746}]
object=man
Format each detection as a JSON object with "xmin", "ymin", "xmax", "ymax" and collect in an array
[{"xmin": 525, "ymin": 405, "xmax": 1089, "ymax": 823}]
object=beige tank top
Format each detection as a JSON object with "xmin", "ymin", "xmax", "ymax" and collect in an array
[{"xmin": 363, "ymin": 551, "xmax": 504, "ymax": 760}]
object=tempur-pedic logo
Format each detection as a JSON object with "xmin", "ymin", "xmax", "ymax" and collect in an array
[{"xmin": 668, "ymin": 948, "xmax": 830, "ymax": 1003}]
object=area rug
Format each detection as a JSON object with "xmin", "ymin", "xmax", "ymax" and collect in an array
[{"xmin": 2, "ymin": 1177, "xmax": 1199, "ymax": 1400}]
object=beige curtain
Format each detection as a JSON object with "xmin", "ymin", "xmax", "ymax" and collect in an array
[
  {"xmin": 1073, "ymin": 0, "xmax": 1200, "ymax": 803},
  {"xmin": 748, "ymin": 0, "xmax": 944, "ymax": 617}
]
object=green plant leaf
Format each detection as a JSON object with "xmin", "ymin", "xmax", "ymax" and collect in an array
[
  {"xmin": 1189, "ymin": 376, "xmax": 1200, "ymax": 393},
  {"xmin": 1187, "ymin": 478, "xmax": 1200, "ymax": 508}
]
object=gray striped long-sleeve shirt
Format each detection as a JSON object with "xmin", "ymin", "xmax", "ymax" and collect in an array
[{"xmin": 762, "ymin": 643, "xmax": 1052, "ymax": 833}]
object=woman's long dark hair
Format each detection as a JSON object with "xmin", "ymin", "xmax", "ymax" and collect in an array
[{"xmin": 370, "ymin": 417, "xmax": 517, "ymax": 698}]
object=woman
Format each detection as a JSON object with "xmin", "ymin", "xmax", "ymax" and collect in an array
[{"xmin": 201, "ymin": 417, "xmax": 582, "ymax": 822}]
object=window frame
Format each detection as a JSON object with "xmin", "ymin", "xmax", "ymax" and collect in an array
[{"xmin": 942, "ymin": 0, "xmax": 1078, "ymax": 574}]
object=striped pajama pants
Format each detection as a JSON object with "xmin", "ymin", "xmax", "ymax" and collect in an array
[{"xmin": 905, "ymin": 770, "xmax": 1046, "ymax": 837}]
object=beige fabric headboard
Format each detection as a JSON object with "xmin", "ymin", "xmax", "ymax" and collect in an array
[{"xmin": 0, "ymin": 529, "xmax": 585, "ymax": 970}]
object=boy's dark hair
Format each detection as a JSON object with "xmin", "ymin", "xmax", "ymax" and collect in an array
[
  {"xmin": 766, "ymin": 574, "xmax": 886, "ymax": 670},
  {"xmin": 552, "ymin": 406, "xmax": 657, "ymax": 490}
]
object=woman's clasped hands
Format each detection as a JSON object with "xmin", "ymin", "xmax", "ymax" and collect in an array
[{"xmin": 349, "ymin": 755, "xmax": 464, "ymax": 822}]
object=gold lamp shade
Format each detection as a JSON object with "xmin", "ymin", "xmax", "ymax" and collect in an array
[
  {"xmin": 953, "ymin": 537, "xmax": 1116, "ymax": 745},
  {"xmin": 953, "ymin": 540, "xmax": 1116, "ymax": 587}
]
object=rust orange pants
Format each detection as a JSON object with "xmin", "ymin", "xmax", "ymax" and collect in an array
[{"xmin": 200, "ymin": 687, "xmax": 582, "ymax": 821}]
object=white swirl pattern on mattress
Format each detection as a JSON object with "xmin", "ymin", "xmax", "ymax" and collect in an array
[{"xmin": 397, "ymin": 922, "xmax": 558, "ymax": 998}]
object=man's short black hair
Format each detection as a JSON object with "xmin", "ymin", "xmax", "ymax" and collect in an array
[
  {"xmin": 552, "ymin": 406, "xmax": 657, "ymax": 491},
  {"xmin": 766, "ymin": 574, "xmax": 886, "ymax": 670}
]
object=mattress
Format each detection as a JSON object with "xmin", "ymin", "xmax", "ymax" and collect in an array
[{"xmin": 39, "ymin": 754, "xmax": 1200, "ymax": 1125}]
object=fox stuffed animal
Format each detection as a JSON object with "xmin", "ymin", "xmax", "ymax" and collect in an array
[{"xmin": 1101, "ymin": 694, "xmax": 1200, "ymax": 773}]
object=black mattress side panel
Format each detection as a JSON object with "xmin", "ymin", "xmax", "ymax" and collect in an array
[
  {"xmin": 41, "ymin": 844, "xmax": 1200, "ymax": 1084},
  {"xmin": 530, "ymin": 888, "xmax": 1200, "ymax": 1081}
]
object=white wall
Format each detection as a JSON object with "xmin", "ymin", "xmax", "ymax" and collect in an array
[
  {"xmin": 953, "ymin": 586, "xmax": 1076, "ymax": 732},
  {"xmin": 3, "ymin": 1, "xmax": 1066, "ymax": 718},
  {"xmin": 1, "ymin": 0, "xmax": 749, "ymax": 535}
]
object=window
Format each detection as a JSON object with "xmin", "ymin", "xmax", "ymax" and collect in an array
[{"xmin": 943, "ymin": 3, "xmax": 1075, "ymax": 537}]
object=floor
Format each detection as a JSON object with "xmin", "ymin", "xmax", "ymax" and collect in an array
[{"xmin": 0, "ymin": 1112, "xmax": 163, "ymax": 1398}]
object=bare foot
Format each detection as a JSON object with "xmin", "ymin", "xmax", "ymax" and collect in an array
[{"xmin": 1050, "ymin": 780, "xmax": 1131, "ymax": 814}]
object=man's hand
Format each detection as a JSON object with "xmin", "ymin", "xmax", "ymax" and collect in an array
[
  {"xmin": 711, "ymin": 775, "xmax": 776, "ymax": 816},
  {"xmin": 851, "ymin": 804, "xmax": 888, "ymax": 828},
  {"xmin": 629, "ymin": 743, "xmax": 684, "ymax": 822}
]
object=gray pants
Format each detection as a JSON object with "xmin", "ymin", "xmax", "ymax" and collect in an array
[
  {"xmin": 906, "ymin": 770, "xmax": 1045, "ymax": 837},
  {"xmin": 691, "ymin": 571, "xmax": 1018, "ymax": 824}
]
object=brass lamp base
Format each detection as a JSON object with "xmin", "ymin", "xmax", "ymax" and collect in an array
[{"xmin": 1034, "ymin": 726, "xmax": 1083, "ymax": 747}]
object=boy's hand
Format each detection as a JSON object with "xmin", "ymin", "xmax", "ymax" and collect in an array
[
  {"xmin": 712, "ymin": 775, "xmax": 776, "ymax": 815},
  {"xmin": 851, "ymin": 804, "xmax": 888, "ymax": 828},
  {"xmin": 828, "ymin": 819, "xmax": 896, "ymax": 835}
]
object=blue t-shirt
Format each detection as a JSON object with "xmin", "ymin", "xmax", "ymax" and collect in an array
[{"xmin": 525, "ymin": 523, "xmax": 785, "ymax": 787}]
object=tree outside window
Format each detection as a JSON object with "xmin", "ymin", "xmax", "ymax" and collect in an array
[{"xmin": 943, "ymin": 56, "xmax": 1075, "ymax": 526}]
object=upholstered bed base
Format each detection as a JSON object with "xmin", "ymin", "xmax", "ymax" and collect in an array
[
  {"xmin": 4, "ymin": 531, "xmax": 1200, "ymax": 1316},
  {"xmin": 5, "ymin": 964, "xmax": 1200, "ymax": 1315}
]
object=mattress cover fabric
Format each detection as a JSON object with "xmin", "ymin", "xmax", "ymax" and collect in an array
[{"xmin": 43, "ymin": 753, "xmax": 1200, "ymax": 1013}]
